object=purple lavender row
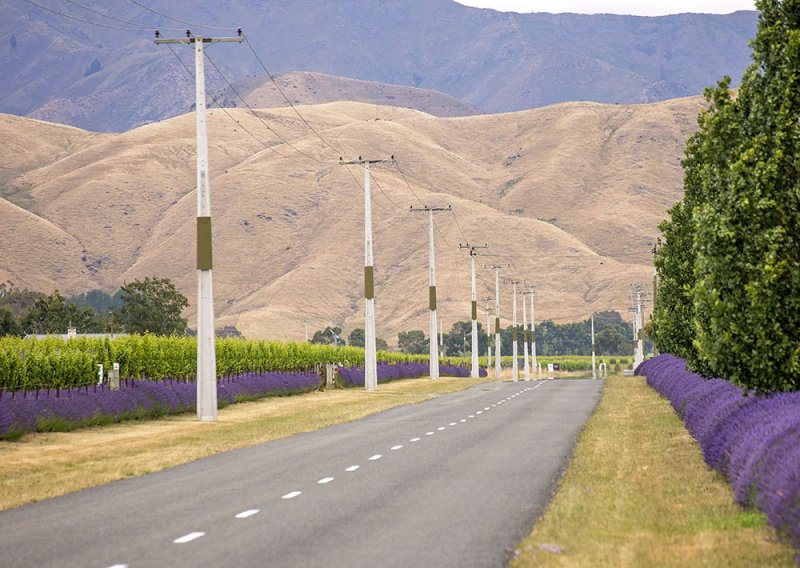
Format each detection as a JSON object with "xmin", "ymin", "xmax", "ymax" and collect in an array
[
  {"xmin": 637, "ymin": 354, "xmax": 800, "ymax": 562},
  {"xmin": 337, "ymin": 361, "xmax": 486, "ymax": 387},
  {"xmin": 0, "ymin": 371, "xmax": 320, "ymax": 440}
]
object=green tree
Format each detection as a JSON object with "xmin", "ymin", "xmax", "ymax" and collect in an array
[
  {"xmin": 398, "ymin": 330, "xmax": 427, "ymax": 354},
  {"xmin": 654, "ymin": 0, "xmax": 800, "ymax": 393},
  {"xmin": 348, "ymin": 328, "xmax": 365, "ymax": 348},
  {"xmin": 694, "ymin": 1, "xmax": 800, "ymax": 392},
  {"xmin": 20, "ymin": 290, "xmax": 99, "ymax": 334},
  {"xmin": 0, "ymin": 307, "xmax": 22, "ymax": 337},
  {"xmin": 311, "ymin": 326, "xmax": 345, "ymax": 346},
  {"xmin": 595, "ymin": 328, "xmax": 623, "ymax": 356},
  {"xmin": 114, "ymin": 277, "xmax": 188, "ymax": 336}
]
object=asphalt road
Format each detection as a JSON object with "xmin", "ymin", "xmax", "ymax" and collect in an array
[{"xmin": 0, "ymin": 378, "xmax": 604, "ymax": 568}]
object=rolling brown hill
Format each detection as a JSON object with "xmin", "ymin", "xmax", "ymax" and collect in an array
[
  {"xmin": 0, "ymin": 96, "xmax": 703, "ymax": 343},
  {"xmin": 213, "ymin": 71, "xmax": 483, "ymax": 118}
]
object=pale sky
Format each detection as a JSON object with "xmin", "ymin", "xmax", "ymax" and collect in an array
[{"xmin": 454, "ymin": 1, "xmax": 758, "ymax": 16}]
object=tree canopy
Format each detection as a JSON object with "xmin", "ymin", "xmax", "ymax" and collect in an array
[
  {"xmin": 652, "ymin": 0, "xmax": 800, "ymax": 392},
  {"xmin": 114, "ymin": 277, "xmax": 188, "ymax": 336}
]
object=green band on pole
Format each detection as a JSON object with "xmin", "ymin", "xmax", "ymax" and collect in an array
[
  {"xmin": 495, "ymin": 317, "xmax": 500, "ymax": 334},
  {"xmin": 513, "ymin": 326, "xmax": 518, "ymax": 341},
  {"xmin": 531, "ymin": 330, "xmax": 536, "ymax": 342},
  {"xmin": 471, "ymin": 300, "xmax": 477, "ymax": 321},
  {"xmin": 525, "ymin": 329, "xmax": 529, "ymax": 343},
  {"xmin": 365, "ymin": 266, "xmax": 375, "ymax": 299},
  {"xmin": 429, "ymin": 286, "xmax": 437, "ymax": 311},
  {"xmin": 197, "ymin": 216, "xmax": 213, "ymax": 270}
]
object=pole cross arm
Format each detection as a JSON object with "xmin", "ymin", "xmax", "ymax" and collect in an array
[
  {"xmin": 410, "ymin": 205, "xmax": 451, "ymax": 212},
  {"xmin": 339, "ymin": 155, "xmax": 395, "ymax": 166}
]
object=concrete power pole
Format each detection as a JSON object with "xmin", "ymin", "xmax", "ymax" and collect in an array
[
  {"xmin": 459, "ymin": 243, "xmax": 488, "ymax": 378},
  {"xmin": 529, "ymin": 286, "xmax": 538, "ymax": 376},
  {"xmin": 521, "ymin": 288, "xmax": 530, "ymax": 380},
  {"xmin": 410, "ymin": 205, "xmax": 451, "ymax": 380},
  {"xmin": 504, "ymin": 279, "xmax": 523, "ymax": 382},
  {"xmin": 485, "ymin": 264, "xmax": 509, "ymax": 379},
  {"xmin": 482, "ymin": 297, "xmax": 493, "ymax": 369},
  {"xmin": 629, "ymin": 284, "xmax": 646, "ymax": 370},
  {"xmin": 155, "ymin": 30, "xmax": 242, "ymax": 422},
  {"xmin": 339, "ymin": 156, "xmax": 395, "ymax": 391},
  {"xmin": 592, "ymin": 314, "xmax": 597, "ymax": 379}
]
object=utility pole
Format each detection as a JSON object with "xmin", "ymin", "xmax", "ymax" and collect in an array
[
  {"xmin": 482, "ymin": 297, "xmax": 493, "ymax": 369},
  {"xmin": 592, "ymin": 314, "xmax": 597, "ymax": 379},
  {"xmin": 304, "ymin": 321, "xmax": 309, "ymax": 343},
  {"xmin": 155, "ymin": 29, "xmax": 243, "ymax": 422},
  {"xmin": 459, "ymin": 242, "xmax": 488, "ymax": 378},
  {"xmin": 521, "ymin": 287, "xmax": 530, "ymax": 380},
  {"xmin": 410, "ymin": 205, "xmax": 451, "ymax": 380},
  {"xmin": 504, "ymin": 279, "xmax": 524, "ymax": 382},
  {"xmin": 652, "ymin": 244, "xmax": 659, "ymax": 356},
  {"xmin": 485, "ymin": 264, "xmax": 509, "ymax": 379},
  {"xmin": 339, "ymin": 155, "xmax": 395, "ymax": 391},
  {"xmin": 529, "ymin": 286, "xmax": 537, "ymax": 376},
  {"xmin": 629, "ymin": 284, "xmax": 647, "ymax": 369}
]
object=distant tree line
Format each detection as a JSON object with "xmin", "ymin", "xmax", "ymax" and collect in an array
[
  {"xmin": 0, "ymin": 277, "xmax": 237, "ymax": 338},
  {"xmin": 393, "ymin": 310, "xmax": 636, "ymax": 357}
]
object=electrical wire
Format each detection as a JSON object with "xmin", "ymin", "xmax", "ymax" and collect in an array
[
  {"xmin": 204, "ymin": 49, "xmax": 316, "ymax": 161},
  {"xmin": 126, "ymin": 0, "xmax": 241, "ymax": 31},
  {"xmin": 22, "ymin": 0, "xmax": 146, "ymax": 31},
  {"xmin": 242, "ymin": 34, "xmax": 344, "ymax": 157}
]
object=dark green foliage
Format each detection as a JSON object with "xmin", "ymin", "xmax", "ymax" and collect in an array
[
  {"xmin": 348, "ymin": 327, "xmax": 365, "ymax": 348},
  {"xmin": 397, "ymin": 330, "xmax": 427, "ymax": 354},
  {"xmin": 114, "ymin": 277, "xmax": 188, "ymax": 336},
  {"xmin": 66, "ymin": 289, "xmax": 122, "ymax": 314},
  {"xmin": 440, "ymin": 320, "xmax": 487, "ymax": 357},
  {"xmin": 20, "ymin": 290, "xmax": 102, "ymax": 335},
  {"xmin": 0, "ymin": 307, "xmax": 22, "ymax": 337},
  {"xmin": 529, "ymin": 311, "xmax": 633, "ymax": 357},
  {"xmin": 310, "ymin": 326, "xmax": 345, "ymax": 346},
  {"xmin": 653, "ymin": 0, "xmax": 800, "ymax": 393}
]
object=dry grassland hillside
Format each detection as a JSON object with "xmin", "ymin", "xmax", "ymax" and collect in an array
[{"xmin": 0, "ymin": 96, "xmax": 703, "ymax": 343}]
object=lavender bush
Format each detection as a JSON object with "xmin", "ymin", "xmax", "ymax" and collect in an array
[
  {"xmin": 638, "ymin": 354, "xmax": 800, "ymax": 562},
  {"xmin": 337, "ymin": 361, "xmax": 483, "ymax": 387},
  {"xmin": 0, "ymin": 371, "xmax": 321, "ymax": 440}
]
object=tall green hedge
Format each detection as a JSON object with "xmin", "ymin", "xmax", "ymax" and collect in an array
[{"xmin": 652, "ymin": 0, "xmax": 800, "ymax": 393}]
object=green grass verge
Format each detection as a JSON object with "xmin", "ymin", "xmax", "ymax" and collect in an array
[{"xmin": 510, "ymin": 374, "xmax": 797, "ymax": 567}]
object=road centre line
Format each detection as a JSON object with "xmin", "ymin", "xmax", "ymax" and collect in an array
[
  {"xmin": 173, "ymin": 532, "xmax": 205, "ymax": 544},
  {"xmin": 171, "ymin": 381, "xmax": 549, "ymax": 561},
  {"xmin": 235, "ymin": 509, "xmax": 259, "ymax": 519}
]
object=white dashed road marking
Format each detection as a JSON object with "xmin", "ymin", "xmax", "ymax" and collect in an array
[
  {"xmin": 158, "ymin": 380, "xmax": 554, "ymax": 563},
  {"xmin": 173, "ymin": 532, "xmax": 204, "ymax": 544},
  {"xmin": 235, "ymin": 509, "xmax": 259, "ymax": 519}
]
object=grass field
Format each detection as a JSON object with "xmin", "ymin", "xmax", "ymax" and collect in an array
[{"xmin": 0, "ymin": 371, "xmax": 795, "ymax": 565}]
